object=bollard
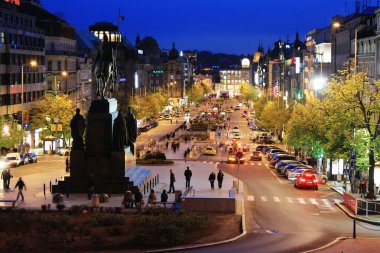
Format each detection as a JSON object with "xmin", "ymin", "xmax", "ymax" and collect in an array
[
  {"xmin": 49, "ymin": 181, "xmax": 52, "ymax": 193},
  {"xmin": 158, "ymin": 174, "xmax": 159, "ymax": 184},
  {"xmin": 353, "ymin": 218, "xmax": 356, "ymax": 239},
  {"xmin": 43, "ymin": 183, "xmax": 46, "ymax": 196},
  {"xmin": 109, "ymin": 185, "xmax": 112, "ymax": 198},
  {"xmin": 144, "ymin": 184, "xmax": 146, "ymax": 194}
]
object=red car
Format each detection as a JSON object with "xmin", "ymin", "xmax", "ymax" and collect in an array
[
  {"xmin": 241, "ymin": 144, "xmax": 250, "ymax": 152},
  {"xmin": 294, "ymin": 173, "xmax": 318, "ymax": 190}
]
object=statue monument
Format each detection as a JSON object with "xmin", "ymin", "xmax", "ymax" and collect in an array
[{"xmin": 52, "ymin": 37, "xmax": 137, "ymax": 194}]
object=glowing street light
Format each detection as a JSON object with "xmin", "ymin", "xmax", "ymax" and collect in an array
[{"xmin": 312, "ymin": 77, "xmax": 327, "ymax": 91}]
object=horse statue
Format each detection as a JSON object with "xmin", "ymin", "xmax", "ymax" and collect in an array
[{"xmin": 92, "ymin": 34, "xmax": 118, "ymax": 98}]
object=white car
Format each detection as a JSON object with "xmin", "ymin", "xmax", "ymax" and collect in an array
[
  {"xmin": 57, "ymin": 148, "xmax": 71, "ymax": 156},
  {"xmin": 231, "ymin": 126, "xmax": 240, "ymax": 133},
  {"xmin": 6, "ymin": 153, "xmax": 22, "ymax": 167}
]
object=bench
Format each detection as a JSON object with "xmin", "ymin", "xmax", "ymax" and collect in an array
[
  {"xmin": 146, "ymin": 201, "xmax": 176, "ymax": 209},
  {"xmin": 0, "ymin": 200, "xmax": 17, "ymax": 208}
]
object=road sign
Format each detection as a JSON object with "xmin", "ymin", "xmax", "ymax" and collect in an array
[
  {"xmin": 236, "ymin": 151, "xmax": 244, "ymax": 160},
  {"xmin": 350, "ymin": 150, "xmax": 356, "ymax": 169}
]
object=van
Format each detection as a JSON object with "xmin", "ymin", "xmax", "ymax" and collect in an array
[{"xmin": 6, "ymin": 153, "xmax": 22, "ymax": 167}]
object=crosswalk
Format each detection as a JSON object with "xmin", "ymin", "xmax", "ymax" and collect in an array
[{"xmin": 246, "ymin": 195, "xmax": 341, "ymax": 209}]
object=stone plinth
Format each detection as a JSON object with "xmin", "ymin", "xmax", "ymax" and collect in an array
[{"xmin": 52, "ymin": 99, "xmax": 135, "ymax": 194}]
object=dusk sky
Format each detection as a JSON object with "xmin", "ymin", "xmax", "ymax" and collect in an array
[{"xmin": 41, "ymin": 0, "xmax": 370, "ymax": 54}]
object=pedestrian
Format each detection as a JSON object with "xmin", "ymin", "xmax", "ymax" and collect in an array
[
  {"xmin": 172, "ymin": 132, "xmax": 175, "ymax": 138},
  {"xmin": 184, "ymin": 150, "xmax": 188, "ymax": 162},
  {"xmin": 88, "ymin": 174, "xmax": 94, "ymax": 200},
  {"xmin": 177, "ymin": 142, "xmax": 180, "ymax": 151},
  {"xmin": 168, "ymin": 169, "xmax": 176, "ymax": 193},
  {"xmin": 148, "ymin": 189, "xmax": 157, "ymax": 207},
  {"xmin": 134, "ymin": 188, "xmax": 143, "ymax": 208},
  {"xmin": 166, "ymin": 141, "xmax": 169, "ymax": 150},
  {"xmin": 161, "ymin": 189, "xmax": 168, "ymax": 207},
  {"xmin": 217, "ymin": 170, "xmax": 224, "ymax": 189},
  {"xmin": 166, "ymin": 133, "xmax": 170, "ymax": 140},
  {"xmin": 209, "ymin": 172, "xmax": 216, "ymax": 190},
  {"xmin": 184, "ymin": 166, "xmax": 192, "ymax": 188},
  {"xmin": 359, "ymin": 178, "xmax": 368, "ymax": 199},
  {"xmin": 65, "ymin": 157, "xmax": 70, "ymax": 172},
  {"xmin": 1, "ymin": 169, "xmax": 7, "ymax": 190},
  {"xmin": 170, "ymin": 119, "xmax": 173, "ymax": 124},
  {"xmin": 122, "ymin": 190, "xmax": 134, "ymax": 208},
  {"xmin": 5, "ymin": 169, "xmax": 12, "ymax": 190},
  {"xmin": 14, "ymin": 177, "xmax": 26, "ymax": 201}
]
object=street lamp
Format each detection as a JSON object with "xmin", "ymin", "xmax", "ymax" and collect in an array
[
  {"xmin": 332, "ymin": 22, "xmax": 358, "ymax": 74},
  {"xmin": 21, "ymin": 60, "xmax": 37, "ymax": 140}
]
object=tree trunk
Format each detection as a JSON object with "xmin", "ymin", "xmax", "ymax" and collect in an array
[{"xmin": 368, "ymin": 148, "xmax": 376, "ymax": 199}]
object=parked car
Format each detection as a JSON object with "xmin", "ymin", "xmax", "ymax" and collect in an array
[
  {"xmin": 204, "ymin": 147, "xmax": 217, "ymax": 156},
  {"xmin": 231, "ymin": 126, "xmax": 240, "ymax": 133},
  {"xmin": 295, "ymin": 169, "xmax": 328, "ymax": 184},
  {"xmin": 294, "ymin": 172, "xmax": 319, "ymax": 190},
  {"xmin": 267, "ymin": 149, "xmax": 284, "ymax": 159},
  {"xmin": 250, "ymin": 151, "xmax": 262, "ymax": 161},
  {"xmin": 275, "ymin": 160, "xmax": 302, "ymax": 170},
  {"xmin": 255, "ymin": 145, "xmax": 265, "ymax": 152},
  {"xmin": 164, "ymin": 114, "xmax": 172, "ymax": 120},
  {"xmin": 234, "ymin": 105, "xmax": 241, "ymax": 110},
  {"xmin": 231, "ymin": 133, "xmax": 241, "ymax": 139},
  {"xmin": 6, "ymin": 153, "xmax": 22, "ymax": 167},
  {"xmin": 288, "ymin": 168, "xmax": 313, "ymax": 182},
  {"xmin": 24, "ymin": 153, "xmax": 37, "ymax": 163},
  {"xmin": 149, "ymin": 121, "xmax": 159, "ymax": 128},
  {"xmin": 271, "ymin": 154, "xmax": 297, "ymax": 167}
]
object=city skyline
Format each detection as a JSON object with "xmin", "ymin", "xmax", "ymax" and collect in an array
[{"xmin": 41, "ymin": 0, "xmax": 370, "ymax": 54}]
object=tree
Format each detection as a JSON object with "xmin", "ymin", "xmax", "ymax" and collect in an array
[
  {"xmin": 285, "ymin": 99, "xmax": 326, "ymax": 158},
  {"xmin": 323, "ymin": 70, "xmax": 380, "ymax": 199},
  {"xmin": 240, "ymin": 82, "xmax": 259, "ymax": 104},
  {"xmin": 258, "ymin": 98, "xmax": 292, "ymax": 133},
  {"xmin": 186, "ymin": 81, "xmax": 206, "ymax": 103},
  {"xmin": 0, "ymin": 116, "xmax": 24, "ymax": 149},
  {"xmin": 29, "ymin": 94, "xmax": 74, "ymax": 145},
  {"xmin": 128, "ymin": 93, "xmax": 169, "ymax": 119}
]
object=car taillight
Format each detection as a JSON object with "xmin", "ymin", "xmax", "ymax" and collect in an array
[
  {"xmin": 313, "ymin": 179, "xmax": 318, "ymax": 183},
  {"xmin": 300, "ymin": 178, "xmax": 306, "ymax": 182}
]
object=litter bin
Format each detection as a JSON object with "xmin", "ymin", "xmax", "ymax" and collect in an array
[
  {"xmin": 52, "ymin": 193, "xmax": 64, "ymax": 204},
  {"xmin": 175, "ymin": 190, "xmax": 182, "ymax": 202},
  {"xmin": 99, "ymin": 193, "xmax": 109, "ymax": 203},
  {"xmin": 92, "ymin": 194, "xmax": 99, "ymax": 207}
]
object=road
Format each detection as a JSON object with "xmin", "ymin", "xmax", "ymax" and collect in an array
[{"xmin": 192, "ymin": 99, "xmax": 380, "ymax": 253}]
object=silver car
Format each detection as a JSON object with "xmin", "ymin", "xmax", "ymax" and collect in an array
[{"xmin": 289, "ymin": 169, "xmax": 328, "ymax": 184}]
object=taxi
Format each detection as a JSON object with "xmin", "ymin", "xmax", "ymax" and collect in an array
[
  {"xmin": 250, "ymin": 151, "xmax": 262, "ymax": 161},
  {"xmin": 227, "ymin": 153, "xmax": 245, "ymax": 164},
  {"xmin": 226, "ymin": 109, "xmax": 234, "ymax": 113},
  {"xmin": 204, "ymin": 147, "xmax": 217, "ymax": 156}
]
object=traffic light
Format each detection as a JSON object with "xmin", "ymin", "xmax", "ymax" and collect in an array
[{"xmin": 297, "ymin": 90, "xmax": 302, "ymax": 100}]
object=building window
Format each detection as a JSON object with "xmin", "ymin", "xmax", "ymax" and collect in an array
[{"xmin": 57, "ymin": 61, "xmax": 61, "ymax": 71}]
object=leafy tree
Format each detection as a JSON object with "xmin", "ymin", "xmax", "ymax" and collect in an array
[
  {"xmin": 128, "ymin": 93, "xmax": 169, "ymax": 119},
  {"xmin": 323, "ymin": 70, "xmax": 380, "ymax": 199},
  {"xmin": 0, "ymin": 116, "xmax": 24, "ymax": 149},
  {"xmin": 186, "ymin": 82, "xmax": 206, "ymax": 103},
  {"xmin": 29, "ymin": 94, "xmax": 74, "ymax": 145},
  {"xmin": 240, "ymin": 82, "xmax": 259, "ymax": 103},
  {"xmin": 285, "ymin": 99, "xmax": 326, "ymax": 158},
  {"xmin": 257, "ymin": 98, "xmax": 291, "ymax": 133}
]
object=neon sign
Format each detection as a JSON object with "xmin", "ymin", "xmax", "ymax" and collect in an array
[{"xmin": 3, "ymin": 0, "xmax": 20, "ymax": 5}]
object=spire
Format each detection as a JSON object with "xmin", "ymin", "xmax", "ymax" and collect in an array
[
  {"xmin": 135, "ymin": 34, "xmax": 141, "ymax": 49},
  {"xmin": 296, "ymin": 30, "xmax": 299, "ymax": 41}
]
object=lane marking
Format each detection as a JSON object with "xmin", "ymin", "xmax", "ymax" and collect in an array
[
  {"xmin": 273, "ymin": 197, "xmax": 280, "ymax": 203},
  {"xmin": 270, "ymin": 171, "xmax": 283, "ymax": 184},
  {"xmin": 309, "ymin": 198, "xmax": 318, "ymax": 205},
  {"xmin": 298, "ymin": 198, "xmax": 307, "ymax": 205},
  {"xmin": 333, "ymin": 198, "xmax": 341, "ymax": 203},
  {"xmin": 265, "ymin": 230, "xmax": 273, "ymax": 234},
  {"xmin": 258, "ymin": 163, "xmax": 262, "ymax": 166},
  {"xmin": 286, "ymin": 197, "xmax": 294, "ymax": 203},
  {"xmin": 202, "ymin": 161, "xmax": 207, "ymax": 163},
  {"xmin": 260, "ymin": 196, "xmax": 268, "ymax": 202},
  {"xmin": 247, "ymin": 195, "xmax": 254, "ymax": 201},
  {"xmin": 321, "ymin": 198, "xmax": 332, "ymax": 207}
]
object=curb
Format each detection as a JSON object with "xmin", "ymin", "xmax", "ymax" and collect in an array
[
  {"xmin": 146, "ymin": 174, "xmax": 247, "ymax": 253},
  {"xmin": 299, "ymin": 237, "xmax": 350, "ymax": 253}
]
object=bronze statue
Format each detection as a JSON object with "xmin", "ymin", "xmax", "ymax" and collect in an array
[
  {"xmin": 113, "ymin": 111, "xmax": 127, "ymax": 151},
  {"xmin": 126, "ymin": 107, "xmax": 137, "ymax": 155},
  {"xmin": 70, "ymin": 108, "xmax": 86, "ymax": 151},
  {"xmin": 92, "ymin": 34, "xmax": 117, "ymax": 98}
]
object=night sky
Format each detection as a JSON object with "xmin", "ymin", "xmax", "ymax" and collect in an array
[{"xmin": 41, "ymin": 0, "xmax": 369, "ymax": 54}]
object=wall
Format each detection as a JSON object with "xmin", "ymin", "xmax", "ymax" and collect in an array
[{"xmin": 181, "ymin": 197, "xmax": 236, "ymax": 214}]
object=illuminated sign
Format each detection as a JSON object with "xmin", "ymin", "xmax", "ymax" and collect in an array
[
  {"xmin": 153, "ymin": 70, "xmax": 164, "ymax": 74},
  {"xmin": 295, "ymin": 57, "xmax": 300, "ymax": 74},
  {"xmin": 2, "ymin": 0, "xmax": 20, "ymax": 6}
]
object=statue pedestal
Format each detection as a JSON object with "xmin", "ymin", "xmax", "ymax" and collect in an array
[{"xmin": 52, "ymin": 99, "xmax": 135, "ymax": 194}]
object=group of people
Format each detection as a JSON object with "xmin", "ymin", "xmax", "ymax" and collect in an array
[
  {"xmin": 1, "ymin": 169, "xmax": 27, "ymax": 202},
  {"xmin": 208, "ymin": 170, "xmax": 224, "ymax": 190}
]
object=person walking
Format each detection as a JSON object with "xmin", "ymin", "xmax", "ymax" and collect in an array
[
  {"xmin": 65, "ymin": 157, "xmax": 70, "ymax": 172},
  {"xmin": 1, "ymin": 169, "xmax": 7, "ymax": 190},
  {"xmin": 217, "ymin": 170, "xmax": 224, "ymax": 189},
  {"xmin": 359, "ymin": 178, "xmax": 368, "ymax": 199},
  {"xmin": 168, "ymin": 170, "xmax": 176, "ymax": 193},
  {"xmin": 166, "ymin": 141, "xmax": 169, "ymax": 150},
  {"xmin": 184, "ymin": 166, "xmax": 192, "ymax": 188},
  {"xmin": 14, "ymin": 177, "xmax": 26, "ymax": 201},
  {"xmin": 5, "ymin": 169, "xmax": 12, "ymax": 190},
  {"xmin": 161, "ymin": 189, "xmax": 168, "ymax": 207},
  {"xmin": 209, "ymin": 172, "xmax": 216, "ymax": 190}
]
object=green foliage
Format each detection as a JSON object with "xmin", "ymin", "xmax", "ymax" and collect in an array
[
  {"xmin": 132, "ymin": 209, "xmax": 208, "ymax": 247},
  {"xmin": 128, "ymin": 93, "xmax": 168, "ymax": 119},
  {"xmin": 143, "ymin": 151, "xmax": 166, "ymax": 160},
  {"xmin": 89, "ymin": 213, "xmax": 126, "ymax": 227},
  {"xmin": 186, "ymin": 81, "xmax": 211, "ymax": 103},
  {"xmin": 29, "ymin": 94, "xmax": 74, "ymax": 145},
  {"xmin": 258, "ymin": 99, "xmax": 292, "ymax": 132},
  {"xmin": 240, "ymin": 82, "xmax": 259, "ymax": 102},
  {"xmin": 0, "ymin": 115, "xmax": 24, "ymax": 149}
]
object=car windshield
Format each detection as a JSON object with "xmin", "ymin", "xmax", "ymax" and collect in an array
[
  {"xmin": 7, "ymin": 157, "xmax": 16, "ymax": 160},
  {"xmin": 206, "ymin": 148, "xmax": 213, "ymax": 150}
]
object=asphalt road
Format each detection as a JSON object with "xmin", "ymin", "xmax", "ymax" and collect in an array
[{"xmin": 192, "ymin": 99, "xmax": 380, "ymax": 253}]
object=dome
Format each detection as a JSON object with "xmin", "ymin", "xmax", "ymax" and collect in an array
[
  {"xmin": 89, "ymin": 22, "xmax": 119, "ymax": 32},
  {"xmin": 242, "ymin": 58, "xmax": 250, "ymax": 68}
]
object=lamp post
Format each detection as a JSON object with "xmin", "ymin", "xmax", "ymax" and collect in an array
[
  {"xmin": 333, "ymin": 21, "xmax": 358, "ymax": 191},
  {"xmin": 21, "ymin": 60, "xmax": 37, "ymax": 143}
]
